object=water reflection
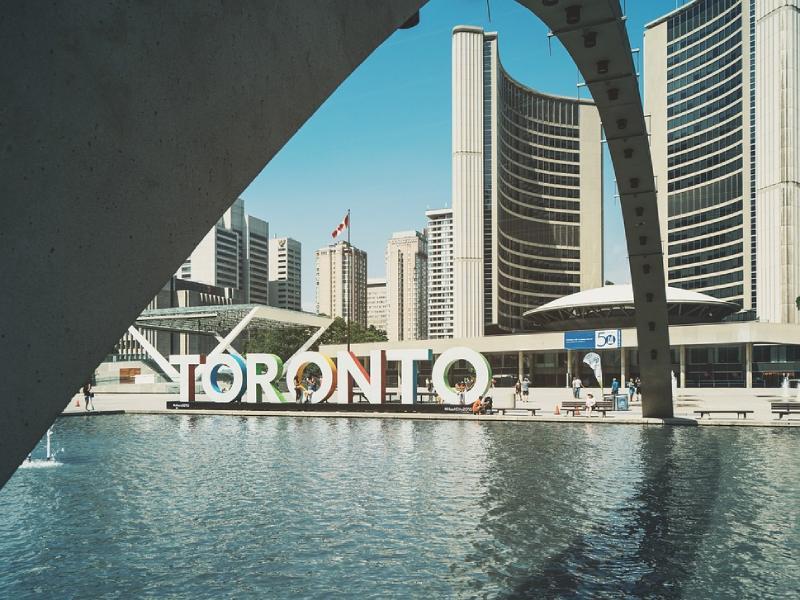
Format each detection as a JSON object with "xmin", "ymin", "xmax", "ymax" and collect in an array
[{"xmin": 0, "ymin": 417, "xmax": 798, "ymax": 598}]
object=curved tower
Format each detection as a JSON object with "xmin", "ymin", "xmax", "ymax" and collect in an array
[
  {"xmin": 452, "ymin": 26, "xmax": 603, "ymax": 336},
  {"xmin": 646, "ymin": 0, "xmax": 752, "ymax": 310},
  {"xmin": 646, "ymin": 0, "xmax": 800, "ymax": 323}
]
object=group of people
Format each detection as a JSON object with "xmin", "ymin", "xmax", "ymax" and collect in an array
[
  {"xmin": 471, "ymin": 395, "xmax": 494, "ymax": 415},
  {"xmin": 570, "ymin": 375, "xmax": 642, "ymax": 403},
  {"xmin": 293, "ymin": 375, "xmax": 319, "ymax": 403},
  {"xmin": 513, "ymin": 377, "xmax": 531, "ymax": 402}
]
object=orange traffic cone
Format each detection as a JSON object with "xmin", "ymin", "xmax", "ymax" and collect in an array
[{"xmin": 554, "ymin": 404, "xmax": 560, "ymax": 415}]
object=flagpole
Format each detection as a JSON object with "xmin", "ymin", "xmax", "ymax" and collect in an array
[{"xmin": 346, "ymin": 208, "xmax": 351, "ymax": 353}]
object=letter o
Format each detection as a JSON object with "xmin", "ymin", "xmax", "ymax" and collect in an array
[
  {"xmin": 202, "ymin": 354, "xmax": 247, "ymax": 402},
  {"xmin": 431, "ymin": 347, "xmax": 492, "ymax": 404},
  {"xmin": 285, "ymin": 351, "xmax": 337, "ymax": 403}
]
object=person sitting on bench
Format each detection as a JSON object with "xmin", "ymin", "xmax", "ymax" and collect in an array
[
  {"xmin": 584, "ymin": 393, "xmax": 596, "ymax": 415},
  {"xmin": 482, "ymin": 396, "xmax": 493, "ymax": 415},
  {"xmin": 472, "ymin": 397, "xmax": 483, "ymax": 415}
]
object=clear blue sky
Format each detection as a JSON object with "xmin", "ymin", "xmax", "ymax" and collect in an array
[{"xmin": 241, "ymin": 0, "xmax": 684, "ymax": 311}]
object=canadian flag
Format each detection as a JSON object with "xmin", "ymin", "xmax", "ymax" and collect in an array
[{"xmin": 331, "ymin": 212, "xmax": 349, "ymax": 239}]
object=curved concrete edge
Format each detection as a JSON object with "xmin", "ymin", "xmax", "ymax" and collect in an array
[
  {"xmin": 85, "ymin": 409, "xmax": 800, "ymax": 427},
  {"xmin": 518, "ymin": 0, "xmax": 674, "ymax": 418},
  {"xmin": 0, "ymin": 0, "xmax": 426, "ymax": 489}
]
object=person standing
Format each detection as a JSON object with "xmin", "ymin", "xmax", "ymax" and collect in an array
[
  {"xmin": 628, "ymin": 378, "xmax": 636, "ymax": 403},
  {"xmin": 635, "ymin": 377, "xmax": 642, "ymax": 403},
  {"xmin": 514, "ymin": 379, "xmax": 522, "ymax": 402},
  {"xmin": 611, "ymin": 377, "xmax": 620, "ymax": 396},
  {"xmin": 293, "ymin": 375, "xmax": 304, "ymax": 403},
  {"xmin": 574, "ymin": 377, "xmax": 582, "ymax": 399},
  {"xmin": 82, "ymin": 380, "xmax": 94, "ymax": 411},
  {"xmin": 521, "ymin": 377, "xmax": 530, "ymax": 401}
]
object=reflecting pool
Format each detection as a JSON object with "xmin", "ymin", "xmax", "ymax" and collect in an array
[{"xmin": 1, "ymin": 416, "xmax": 798, "ymax": 598}]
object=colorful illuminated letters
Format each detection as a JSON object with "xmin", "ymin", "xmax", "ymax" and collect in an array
[{"xmin": 170, "ymin": 346, "xmax": 491, "ymax": 404}]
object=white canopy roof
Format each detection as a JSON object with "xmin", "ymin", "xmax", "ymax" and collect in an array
[{"xmin": 527, "ymin": 284, "xmax": 736, "ymax": 315}]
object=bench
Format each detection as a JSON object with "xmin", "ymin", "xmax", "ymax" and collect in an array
[
  {"xmin": 560, "ymin": 400, "xmax": 613, "ymax": 417},
  {"xmin": 693, "ymin": 409, "xmax": 754, "ymax": 420},
  {"xmin": 416, "ymin": 391, "xmax": 438, "ymax": 403},
  {"xmin": 771, "ymin": 402, "xmax": 800, "ymax": 419},
  {"xmin": 495, "ymin": 408, "xmax": 539, "ymax": 416}
]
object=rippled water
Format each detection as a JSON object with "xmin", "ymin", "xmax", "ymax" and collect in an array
[{"xmin": 1, "ymin": 416, "xmax": 799, "ymax": 598}]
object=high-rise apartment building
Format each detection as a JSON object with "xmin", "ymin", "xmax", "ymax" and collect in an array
[
  {"xmin": 315, "ymin": 241, "xmax": 367, "ymax": 326},
  {"xmin": 385, "ymin": 231, "xmax": 428, "ymax": 341},
  {"xmin": 645, "ymin": 0, "xmax": 800, "ymax": 323},
  {"xmin": 366, "ymin": 278, "xmax": 388, "ymax": 333},
  {"xmin": 426, "ymin": 208, "xmax": 455, "ymax": 339},
  {"xmin": 178, "ymin": 197, "xmax": 269, "ymax": 304},
  {"xmin": 451, "ymin": 26, "xmax": 603, "ymax": 336},
  {"xmin": 268, "ymin": 237, "xmax": 302, "ymax": 311}
]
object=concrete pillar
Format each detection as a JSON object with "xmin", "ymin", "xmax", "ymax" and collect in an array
[
  {"xmin": 620, "ymin": 348, "xmax": 627, "ymax": 386},
  {"xmin": 679, "ymin": 346, "xmax": 687, "ymax": 389},
  {"xmin": 528, "ymin": 353, "xmax": 535, "ymax": 383},
  {"xmin": 518, "ymin": 351, "xmax": 524, "ymax": 382},
  {"xmin": 0, "ymin": 0, "xmax": 427, "ymax": 489},
  {"xmin": 745, "ymin": 343, "xmax": 753, "ymax": 388},
  {"xmin": 566, "ymin": 349, "xmax": 573, "ymax": 386}
]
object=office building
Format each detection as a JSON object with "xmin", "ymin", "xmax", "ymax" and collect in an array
[
  {"xmin": 268, "ymin": 237, "xmax": 302, "ymax": 311},
  {"xmin": 451, "ymin": 26, "xmax": 603, "ymax": 337},
  {"xmin": 114, "ymin": 276, "xmax": 236, "ymax": 360},
  {"xmin": 645, "ymin": 0, "xmax": 800, "ymax": 323},
  {"xmin": 177, "ymin": 197, "xmax": 269, "ymax": 304},
  {"xmin": 385, "ymin": 231, "xmax": 428, "ymax": 341},
  {"xmin": 367, "ymin": 278, "xmax": 388, "ymax": 333},
  {"xmin": 315, "ymin": 241, "xmax": 367, "ymax": 326},
  {"xmin": 426, "ymin": 208, "xmax": 455, "ymax": 339}
]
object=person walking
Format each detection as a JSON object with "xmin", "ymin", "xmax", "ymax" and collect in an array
[
  {"xmin": 628, "ymin": 378, "xmax": 636, "ymax": 403},
  {"xmin": 611, "ymin": 377, "xmax": 620, "ymax": 396},
  {"xmin": 635, "ymin": 377, "xmax": 642, "ymax": 403},
  {"xmin": 82, "ymin": 380, "xmax": 94, "ymax": 411},
  {"xmin": 574, "ymin": 377, "xmax": 582, "ymax": 399},
  {"xmin": 514, "ymin": 379, "xmax": 522, "ymax": 402}
]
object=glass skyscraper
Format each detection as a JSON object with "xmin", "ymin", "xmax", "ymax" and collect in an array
[{"xmin": 645, "ymin": 0, "xmax": 799, "ymax": 322}]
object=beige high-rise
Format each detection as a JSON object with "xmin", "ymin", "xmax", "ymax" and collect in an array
[
  {"xmin": 451, "ymin": 26, "xmax": 603, "ymax": 336},
  {"xmin": 385, "ymin": 231, "xmax": 428, "ymax": 341},
  {"xmin": 315, "ymin": 241, "xmax": 367, "ymax": 326}
]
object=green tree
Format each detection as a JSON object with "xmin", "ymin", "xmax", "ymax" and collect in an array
[
  {"xmin": 318, "ymin": 317, "xmax": 388, "ymax": 346},
  {"xmin": 243, "ymin": 326, "xmax": 315, "ymax": 362}
]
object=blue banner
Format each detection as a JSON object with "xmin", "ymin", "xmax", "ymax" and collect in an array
[
  {"xmin": 564, "ymin": 330, "xmax": 596, "ymax": 349},
  {"xmin": 564, "ymin": 329, "xmax": 622, "ymax": 350}
]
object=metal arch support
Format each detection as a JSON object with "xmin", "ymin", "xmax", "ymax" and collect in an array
[{"xmin": 518, "ymin": 0, "xmax": 673, "ymax": 417}]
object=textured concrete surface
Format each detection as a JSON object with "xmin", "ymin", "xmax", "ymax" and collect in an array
[{"xmin": 0, "ymin": 0, "xmax": 426, "ymax": 489}]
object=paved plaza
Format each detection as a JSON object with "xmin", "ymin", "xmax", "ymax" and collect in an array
[{"xmin": 63, "ymin": 387, "xmax": 800, "ymax": 427}]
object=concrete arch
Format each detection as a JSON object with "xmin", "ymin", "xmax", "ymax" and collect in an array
[
  {"xmin": 0, "ymin": 0, "xmax": 670, "ymax": 488},
  {"xmin": 519, "ymin": 1, "xmax": 673, "ymax": 419}
]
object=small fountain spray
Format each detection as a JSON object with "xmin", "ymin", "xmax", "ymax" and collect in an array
[{"xmin": 46, "ymin": 427, "xmax": 53, "ymax": 461}]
